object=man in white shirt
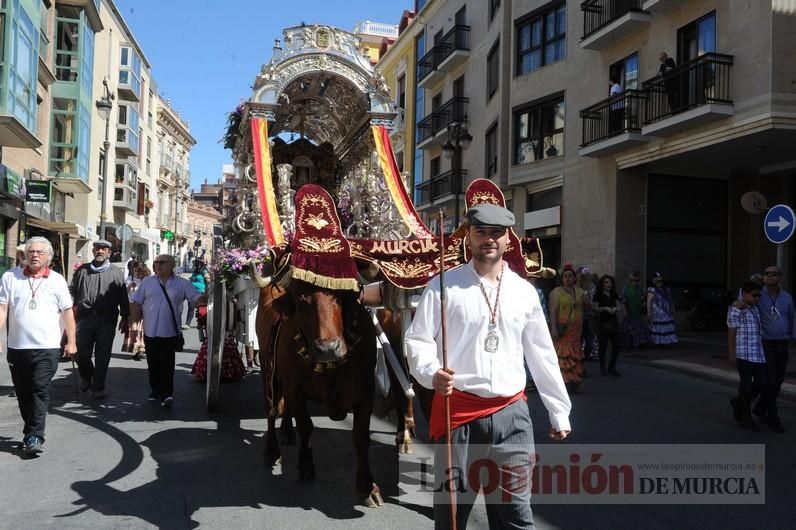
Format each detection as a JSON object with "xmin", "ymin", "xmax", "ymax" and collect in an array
[
  {"xmin": 0, "ymin": 237, "xmax": 77, "ymax": 455},
  {"xmin": 130, "ymin": 254, "xmax": 204, "ymax": 407},
  {"xmin": 406, "ymin": 204, "xmax": 571, "ymax": 529},
  {"xmin": 609, "ymin": 74, "xmax": 625, "ymax": 134}
]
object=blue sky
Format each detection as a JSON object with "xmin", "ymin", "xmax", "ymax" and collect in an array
[{"xmin": 115, "ymin": 0, "xmax": 411, "ymax": 192}]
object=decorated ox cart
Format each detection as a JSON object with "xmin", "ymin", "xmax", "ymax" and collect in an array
[{"xmin": 207, "ymin": 24, "xmax": 550, "ymax": 506}]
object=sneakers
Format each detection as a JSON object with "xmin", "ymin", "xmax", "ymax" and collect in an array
[
  {"xmin": 162, "ymin": 396, "xmax": 174, "ymax": 407},
  {"xmin": 22, "ymin": 435, "xmax": 44, "ymax": 455},
  {"xmin": 80, "ymin": 377, "xmax": 92, "ymax": 392}
]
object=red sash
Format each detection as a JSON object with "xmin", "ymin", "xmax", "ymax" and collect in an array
[{"xmin": 429, "ymin": 388, "xmax": 526, "ymax": 441}]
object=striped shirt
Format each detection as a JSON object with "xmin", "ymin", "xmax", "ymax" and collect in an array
[{"xmin": 727, "ymin": 305, "xmax": 766, "ymax": 363}]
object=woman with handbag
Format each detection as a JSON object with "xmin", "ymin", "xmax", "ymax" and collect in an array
[
  {"xmin": 550, "ymin": 264, "xmax": 590, "ymax": 393},
  {"xmin": 593, "ymin": 275, "xmax": 621, "ymax": 376}
]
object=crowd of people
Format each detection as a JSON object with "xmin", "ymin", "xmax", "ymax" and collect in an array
[
  {"xmin": 540, "ymin": 265, "xmax": 678, "ymax": 394},
  {"xmin": 0, "ymin": 238, "xmax": 206, "ymax": 456}
]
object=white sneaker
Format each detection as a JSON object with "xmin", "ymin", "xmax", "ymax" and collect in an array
[{"xmin": 162, "ymin": 396, "xmax": 174, "ymax": 407}]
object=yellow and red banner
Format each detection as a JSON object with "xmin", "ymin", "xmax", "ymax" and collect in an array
[
  {"xmin": 371, "ymin": 125, "xmax": 433, "ymax": 239},
  {"xmin": 251, "ymin": 117, "xmax": 285, "ymax": 247}
]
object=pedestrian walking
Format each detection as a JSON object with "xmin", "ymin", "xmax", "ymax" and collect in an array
[
  {"xmin": 621, "ymin": 271, "xmax": 650, "ymax": 348},
  {"xmin": 0, "ymin": 237, "xmax": 77, "ymax": 455},
  {"xmin": 748, "ymin": 266, "xmax": 791, "ymax": 433},
  {"xmin": 550, "ymin": 264, "xmax": 590, "ymax": 393},
  {"xmin": 405, "ymin": 204, "xmax": 571, "ymax": 529},
  {"xmin": 130, "ymin": 254, "xmax": 205, "ymax": 407},
  {"xmin": 593, "ymin": 275, "xmax": 621, "ymax": 376},
  {"xmin": 70, "ymin": 240, "xmax": 130, "ymax": 399},
  {"xmin": 185, "ymin": 259, "xmax": 210, "ymax": 328},
  {"xmin": 122, "ymin": 263, "xmax": 150, "ymax": 360},
  {"xmin": 647, "ymin": 272, "xmax": 678, "ymax": 345},
  {"xmin": 728, "ymin": 282, "xmax": 766, "ymax": 431}
]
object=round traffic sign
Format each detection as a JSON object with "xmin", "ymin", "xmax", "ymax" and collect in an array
[
  {"xmin": 764, "ymin": 204, "xmax": 795, "ymax": 244},
  {"xmin": 118, "ymin": 223, "xmax": 133, "ymax": 241}
]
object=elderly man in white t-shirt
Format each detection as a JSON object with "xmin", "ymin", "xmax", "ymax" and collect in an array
[{"xmin": 0, "ymin": 237, "xmax": 76, "ymax": 455}]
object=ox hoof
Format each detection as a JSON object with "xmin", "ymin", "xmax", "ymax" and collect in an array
[{"xmin": 362, "ymin": 484, "xmax": 384, "ymax": 508}]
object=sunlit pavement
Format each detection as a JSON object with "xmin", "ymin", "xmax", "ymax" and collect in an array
[{"xmin": 1, "ymin": 317, "xmax": 794, "ymax": 529}]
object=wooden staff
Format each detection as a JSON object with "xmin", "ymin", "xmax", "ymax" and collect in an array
[{"xmin": 438, "ymin": 210, "xmax": 456, "ymax": 530}]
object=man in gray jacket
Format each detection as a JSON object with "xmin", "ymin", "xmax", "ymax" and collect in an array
[{"xmin": 71, "ymin": 240, "xmax": 129, "ymax": 399}]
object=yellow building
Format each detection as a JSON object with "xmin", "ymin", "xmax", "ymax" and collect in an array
[{"xmin": 375, "ymin": 10, "xmax": 419, "ymax": 198}]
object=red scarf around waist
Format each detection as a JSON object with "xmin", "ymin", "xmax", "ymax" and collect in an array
[{"xmin": 429, "ymin": 388, "xmax": 526, "ymax": 441}]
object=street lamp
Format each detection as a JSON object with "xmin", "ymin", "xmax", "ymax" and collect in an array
[
  {"xmin": 96, "ymin": 78, "xmax": 115, "ymax": 240},
  {"xmin": 441, "ymin": 118, "xmax": 472, "ymax": 226}
]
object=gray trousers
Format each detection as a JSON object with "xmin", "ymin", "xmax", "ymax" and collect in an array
[
  {"xmin": 434, "ymin": 398, "xmax": 535, "ymax": 529},
  {"xmin": 76, "ymin": 313, "xmax": 117, "ymax": 391}
]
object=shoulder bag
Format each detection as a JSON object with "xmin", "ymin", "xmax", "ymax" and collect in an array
[{"xmin": 158, "ymin": 279, "xmax": 185, "ymax": 351}]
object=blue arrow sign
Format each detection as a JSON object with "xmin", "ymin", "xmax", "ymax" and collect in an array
[{"xmin": 764, "ymin": 204, "xmax": 796, "ymax": 244}]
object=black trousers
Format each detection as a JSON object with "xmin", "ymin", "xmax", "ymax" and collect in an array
[
  {"xmin": 736, "ymin": 359, "xmax": 767, "ymax": 419},
  {"xmin": 7, "ymin": 348, "xmax": 61, "ymax": 440},
  {"xmin": 76, "ymin": 314, "xmax": 117, "ymax": 390},
  {"xmin": 144, "ymin": 336, "xmax": 177, "ymax": 398},
  {"xmin": 597, "ymin": 323, "xmax": 620, "ymax": 370},
  {"xmin": 755, "ymin": 340, "xmax": 790, "ymax": 424},
  {"xmin": 433, "ymin": 399, "xmax": 535, "ymax": 530}
]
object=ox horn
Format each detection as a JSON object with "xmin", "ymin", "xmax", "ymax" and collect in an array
[{"xmin": 250, "ymin": 260, "xmax": 272, "ymax": 288}]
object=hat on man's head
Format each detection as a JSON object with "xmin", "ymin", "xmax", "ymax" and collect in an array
[
  {"xmin": 465, "ymin": 203, "xmax": 515, "ymax": 228},
  {"xmin": 93, "ymin": 239, "xmax": 112, "ymax": 249}
]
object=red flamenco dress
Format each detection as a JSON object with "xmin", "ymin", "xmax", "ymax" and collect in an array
[{"xmin": 192, "ymin": 333, "xmax": 246, "ymax": 382}]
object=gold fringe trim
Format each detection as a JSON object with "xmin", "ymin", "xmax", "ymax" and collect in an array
[{"xmin": 291, "ymin": 267, "xmax": 360, "ymax": 292}]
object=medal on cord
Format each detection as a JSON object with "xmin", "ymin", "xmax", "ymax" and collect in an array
[
  {"xmin": 28, "ymin": 277, "xmax": 43, "ymax": 310},
  {"xmin": 474, "ymin": 262, "xmax": 504, "ymax": 353}
]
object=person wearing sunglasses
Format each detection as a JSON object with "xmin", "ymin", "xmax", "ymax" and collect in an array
[
  {"xmin": 727, "ymin": 282, "xmax": 766, "ymax": 431},
  {"xmin": 755, "ymin": 267, "xmax": 792, "ymax": 433},
  {"xmin": 129, "ymin": 255, "xmax": 207, "ymax": 407}
]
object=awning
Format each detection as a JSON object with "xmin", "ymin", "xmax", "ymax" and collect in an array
[
  {"xmin": 26, "ymin": 218, "xmax": 98, "ymax": 241},
  {"xmin": 135, "ymin": 228, "xmax": 162, "ymax": 244}
]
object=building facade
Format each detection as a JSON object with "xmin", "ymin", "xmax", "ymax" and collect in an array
[
  {"xmin": 383, "ymin": 0, "xmax": 796, "ymax": 301},
  {"xmin": 156, "ymin": 94, "xmax": 195, "ymax": 267},
  {"xmin": 185, "ymin": 200, "xmax": 222, "ymax": 264}
]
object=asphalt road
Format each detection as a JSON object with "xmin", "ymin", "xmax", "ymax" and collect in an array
[{"xmin": 0, "ymin": 322, "xmax": 794, "ymax": 529}]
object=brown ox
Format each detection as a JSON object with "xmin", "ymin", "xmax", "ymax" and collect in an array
[{"xmin": 255, "ymin": 272, "xmax": 384, "ymax": 508}]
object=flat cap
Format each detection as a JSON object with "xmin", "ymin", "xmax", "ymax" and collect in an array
[
  {"xmin": 93, "ymin": 239, "xmax": 112, "ymax": 248},
  {"xmin": 465, "ymin": 203, "xmax": 515, "ymax": 228}
]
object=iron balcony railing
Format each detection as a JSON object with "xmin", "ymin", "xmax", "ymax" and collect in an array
[
  {"xmin": 642, "ymin": 52, "xmax": 734, "ymax": 125},
  {"xmin": 416, "ymin": 96, "xmax": 469, "ymax": 144},
  {"xmin": 580, "ymin": 89, "xmax": 646, "ymax": 146},
  {"xmin": 416, "ymin": 25, "xmax": 471, "ymax": 81},
  {"xmin": 581, "ymin": 0, "xmax": 646, "ymax": 39},
  {"xmin": 416, "ymin": 169, "xmax": 467, "ymax": 205}
]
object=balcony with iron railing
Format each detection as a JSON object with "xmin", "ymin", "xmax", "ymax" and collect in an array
[
  {"xmin": 416, "ymin": 97, "xmax": 469, "ymax": 149},
  {"xmin": 641, "ymin": 0, "xmax": 685, "ymax": 13},
  {"xmin": 580, "ymin": 0, "xmax": 651, "ymax": 50},
  {"xmin": 578, "ymin": 53, "xmax": 734, "ymax": 156},
  {"xmin": 415, "ymin": 169, "xmax": 467, "ymax": 206},
  {"xmin": 417, "ymin": 25, "xmax": 471, "ymax": 89},
  {"xmin": 579, "ymin": 89, "xmax": 650, "ymax": 156},
  {"xmin": 641, "ymin": 52, "xmax": 734, "ymax": 136}
]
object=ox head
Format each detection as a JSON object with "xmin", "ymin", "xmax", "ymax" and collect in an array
[{"xmin": 274, "ymin": 279, "xmax": 361, "ymax": 364}]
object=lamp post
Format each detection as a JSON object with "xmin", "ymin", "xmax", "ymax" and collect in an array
[
  {"xmin": 96, "ymin": 78, "xmax": 115, "ymax": 240},
  {"xmin": 442, "ymin": 118, "xmax": 473, "ymax": 227}
]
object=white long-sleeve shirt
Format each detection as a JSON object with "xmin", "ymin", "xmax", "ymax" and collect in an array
[{"xmin": 405, "ymin": 260, "xmax": 572, "ymax": 432}]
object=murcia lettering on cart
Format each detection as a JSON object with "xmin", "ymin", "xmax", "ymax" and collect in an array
[{"xmin": 368, "ymin": 239, "xmax": 439, "ymax": 255}]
